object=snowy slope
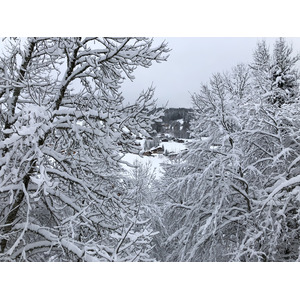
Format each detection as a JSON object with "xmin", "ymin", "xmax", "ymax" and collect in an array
[
  {"xmin": 121, "ymin": 153, "xmax": 169, "ymax": 178},
  {"xmin": 121, "ymin": 140, "xmax": 189, "ymax": 179}
]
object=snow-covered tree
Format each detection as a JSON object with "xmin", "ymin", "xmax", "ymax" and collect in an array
[
  {"xmin": 0, "ymin": 37, "xmax": 169, "ymax": 261},
  {"xmin": 125, "ymin": 160, "xmax": 163, "ymax": 260},
  {"xmin": 156, "ymin": 68, "xmax": 251, "ymax": 261},
  {"xmin": 158, "ymin": 39, "xmax": 300, "ymax": 262},
  {"xmin": 251, "ymin": 38, "xmax": 300, "ymax": 106},
  {"xmin": 235, "ymin": 83, "xmax": 300, "ymax": 261}
]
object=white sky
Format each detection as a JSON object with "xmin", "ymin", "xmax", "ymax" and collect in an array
[
  {"xmin": 121, "ymin": 37, "xmax": 300, "ymax": 108},
  {"xmin": 3, "ymin": 37, "xmax": 300, "ymax": 110}
]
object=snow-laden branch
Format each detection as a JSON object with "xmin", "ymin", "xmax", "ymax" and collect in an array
[{"xmin": 12, "ymin": 223, "xmax": 99, "ymax": 262}]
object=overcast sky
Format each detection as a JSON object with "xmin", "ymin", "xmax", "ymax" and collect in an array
[{"xmin": 121, "ymin": 37, "xmax": 300, "ymax": 108}]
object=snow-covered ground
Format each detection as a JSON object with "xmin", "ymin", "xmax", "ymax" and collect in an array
[
  {"xmin": 121, "ymin": 152, "xmax": 169, "ymax": 178},
  {"xmin": 121, "ymin": 140, "xmax": 189, "ymax": 179},
  {"xmin": 161, "ymin": 141, "xmax": 187, "ymax": 153}
]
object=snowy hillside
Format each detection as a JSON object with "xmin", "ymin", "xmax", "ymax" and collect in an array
[{"xmin": 121, "ymin": 139, "xmax": 188, "ymax": 178}]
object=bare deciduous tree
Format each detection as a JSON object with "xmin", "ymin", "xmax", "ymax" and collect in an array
[
  {"xmin": 0, "ymin": 37, "xmax": 169, "ymax": 261},
  {"xmin": 158, "ymin": 40, "xmax": 300, "ymax": 261}
]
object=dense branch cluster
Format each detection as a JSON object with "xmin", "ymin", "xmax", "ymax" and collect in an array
[
  {"xmin": 156, "ymin": 38, "xmax": 300, "ymax": 261},
  {"xmin": 0, "ymin": 37, "xmax": 169, "ymax": 261},
  {"xmin": 1, "ymin": 37, "xmax": 300, "ymax": 262}
]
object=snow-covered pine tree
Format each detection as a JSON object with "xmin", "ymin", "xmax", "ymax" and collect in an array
[
  {"xmin": 251, "ymin": 38, "xmax": 300, "ymax": 106},
  {"xmin": 0, "ymin": 37, "xmax": 169, "ymax": 261}
]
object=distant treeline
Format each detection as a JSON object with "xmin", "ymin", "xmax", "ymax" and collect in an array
[{"xmin": 151, "ymin": 107, "xmax": 193, "ymax": 138}]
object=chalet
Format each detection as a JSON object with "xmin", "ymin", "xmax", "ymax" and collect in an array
[
  {"xmin": 174, "ymin": 138, "xmax": 185, "ymax": 143},
  {"xmin": 151, "ymin": 146, "xmax": 164, "ymax": 154},
  {"xmin": 143, "ymin": 151, "xmax": 153, "ymax": 156}
]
